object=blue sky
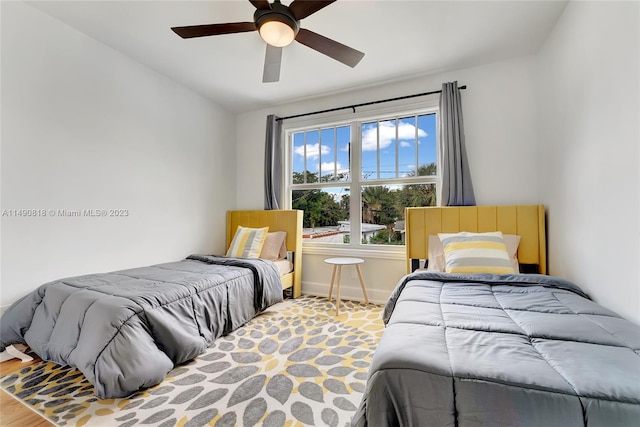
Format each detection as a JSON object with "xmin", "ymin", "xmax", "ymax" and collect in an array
[{"xmin": 292, "ymin": 113, "xmax": 436, "ymax": 182}]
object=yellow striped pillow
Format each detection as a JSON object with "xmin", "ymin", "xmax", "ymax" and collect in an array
[
  {"xmin": 438, "ymin": 231, "xmax": 515, "ymax": 274},
  {"xmin": 226, "ymin": 226, "xmax": 269, "ymax": 258}
]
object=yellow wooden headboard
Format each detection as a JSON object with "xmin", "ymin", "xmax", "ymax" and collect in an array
[
  {"xmin": 226, "ymin": 210, "xmax": 303, "ymax": 297},
  {"xmin": 405, "ymin": 205, "xmax": 546, "ymax": 275}
]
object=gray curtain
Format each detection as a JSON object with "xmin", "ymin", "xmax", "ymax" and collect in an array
[
  {"xmin": 439, "ymin": 81, "xmax": 475, "ymax": 206},
  {"xmin": 264, "ymin": 114, "xmax": 282, "ymax": 210}
]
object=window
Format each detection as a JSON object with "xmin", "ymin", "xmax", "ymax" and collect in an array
[{"xmin": 286, "ymin": 106, "xmax": 438, "ymax": 249}]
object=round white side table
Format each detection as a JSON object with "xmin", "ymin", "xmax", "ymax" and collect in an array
[{"xmin": 324, "ymin": 257, "xmax": 369, "ymax": 316}]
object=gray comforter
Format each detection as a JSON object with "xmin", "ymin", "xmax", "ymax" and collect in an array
[
  {"xmin": 353, "ymin": 272, "xmax": 640, "ymax": 427},
  {"xmin": 0, "ymin": 255, "xmax": 283, "ymax": 398}
]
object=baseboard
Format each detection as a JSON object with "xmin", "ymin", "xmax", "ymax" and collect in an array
[{"xmin": 301, "ymin": 280, "xmax": 388, "ymax": 305}]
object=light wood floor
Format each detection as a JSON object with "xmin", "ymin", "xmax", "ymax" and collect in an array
[{"xmin": 0, "ymin": 357, "xmax": 53, "ymax": 427}]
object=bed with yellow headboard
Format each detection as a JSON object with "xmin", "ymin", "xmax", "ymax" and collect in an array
[
  {"xmin": 0, "ymin": 210, "xmax": 304, "ymax": 399},
  {"xmin": 405, "ymin": 204, "xmax": 546, "ymax": 274},
  {"xmin": 226, "ymin": 209, "xmax": 303, "ymax": 298},
  {"xmin": 354, "ymin": 204, "xmax": 640, "ymax": 426}
]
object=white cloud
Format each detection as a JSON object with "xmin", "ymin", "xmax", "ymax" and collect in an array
[
  {"xmin": 294, "ymin": 143, "xmax": 330, "ymax": 159},
  {"xmin": 320, "ymin": 162, "xmax": 348, "ymax": 175},
  {"xmin": 399, "ymin": 141, "xmax": 412, "ymax": 148},
  {"xmin": 362, "ymin": 122, "xmax": 427, "ymax": 152},
  {"xmin": 321, "ymin": 161, "xmax": 338, "ymax": 172}
]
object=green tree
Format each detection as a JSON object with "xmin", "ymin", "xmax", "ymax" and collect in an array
[
  {"xmin": 369, "ymin": 228, "xmax": 404, "ymax": 245},
  {"xmin": 416, "ymin": 163, "xmax": 437, "ymax": 177},
  {"xmin": 292, "ymin": 171, "xmax": 318, "ymax": 184},
  {"xmin": 362, "ymin": 186, "xmax": 384, "ymax": 224},
  {"xmin": 340, "ymin": 194, "xmax": 350, "ymax": 213},
  {"xmin": 361, "ymin": 186, "xmax": 403, "ymax": 244},
  {"xmin": 291, "ymin": 171, "xmax": 349, "ymax": 229},
  {"xmin": 293, "ymin": 170, "xmax": 348, "ymax": 184},
  {"xmin": 396, "ymin": 163, "xmax": 437, "ymax": 217},
  {"xmin": 362, "ymin": 186, "xmax": 398, "ymax": 224},
  {"xmin": 292, "ymin": 189, "xmax": 343, "ymax": 228}
]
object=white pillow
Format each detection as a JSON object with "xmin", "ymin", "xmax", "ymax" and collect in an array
[{"xmin": 428, "ymin": 233, "xmax": 521, "ymax": 273}]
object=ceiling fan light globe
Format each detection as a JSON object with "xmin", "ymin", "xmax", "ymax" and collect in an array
[{"xmin": 259, "ymin": 20, "xmax": 295, "ymax": 47}]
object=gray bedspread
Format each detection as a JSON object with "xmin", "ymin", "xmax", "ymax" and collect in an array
[
  {"xmin": 353, "ymin": 272, "xmax": 640, "ymax": 427},
  {"xmin": 0, "ymin": 255, "xmax": 283, "ymax": 398}
]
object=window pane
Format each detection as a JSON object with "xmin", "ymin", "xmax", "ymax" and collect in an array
[
  {"xmin": 361, "ymin": 122, "xmax": 377, "ymax": 180},
  {"xmin": 319, "ymin": 128, "xmax": 335, "ymax": 181},
  {"xmin": 417, "ymin": 114, "xmax": 437, "ymax": 176},
  {"xmin": 379, "ymin": 119, "xmax": 396, "ymax": 179},
  {"xmin": 336, "ymin": 126, "xmax": 351, "ymax": 182},
  {"xmin": 292, "ymin": 132, "xmax": 305, "ymax": 183},
  {"xmin": 397, "ymin": 116, "xmax": 417, "ymax": 177},
  {"xmin": 360, "ymin": 183, "xmax": 436, "ymax": 245},
  {"xmin": 292, "ymin": 187, "xmax": 350, "ymax": 244},
  {"xmin": 305, "ymin": 130, "xmax": 320, "ymax": 183},
  {"xmin": 361, "ymin": 185, "xmax": 396, "ymax": 245}
]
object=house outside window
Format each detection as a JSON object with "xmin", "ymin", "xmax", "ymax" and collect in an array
[{"xmin": 284, "ymin": 104, "xmax": 438, "ymax": 251}]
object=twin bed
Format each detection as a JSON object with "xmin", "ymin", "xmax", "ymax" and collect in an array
[
  {"xmin": 225, "ymin": 209, "xmax": 302, "ymax": 298},
  {"xmin": 354, "ymin": 205, "xmax": 640, "ymax": 426},
  {"xmin": 0, "ymin": 209, "xmax": 302, "ymax": 398}
]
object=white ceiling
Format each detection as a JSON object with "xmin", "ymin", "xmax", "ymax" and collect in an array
[{"xmin": 27, "ymin": 0, "xmax": 568, "ymax": 113}]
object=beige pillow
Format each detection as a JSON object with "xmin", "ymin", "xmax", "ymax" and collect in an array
[
  {"xmin": 428, "ymin": 233, "xmax": 521, "ymax": 273},
  {"xmin": 427, "ymin": 235, "xmax": 446, "ymax": 271},
  {"xmin": 259, "ymin": 231, "xmax": 287, "ymax": 261}
]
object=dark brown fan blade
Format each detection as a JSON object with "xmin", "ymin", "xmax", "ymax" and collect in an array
[
  {"xmin": 288, "ymin": 0, "xmax": 336, "ymax": 20},
  {"xmin": 171, "ymin": 22, "xmax": 256, "ymax": 39},
  {"xmin": 263, "ymin": 44, "xmax": 282, "ymax": 83},
  {"xmin": 249, "ymin": 0, "xmax": 271, "ymax": 10},
  {"xmin": 295, "ymin": 28, "xmax": 364, "ymax": 68}
]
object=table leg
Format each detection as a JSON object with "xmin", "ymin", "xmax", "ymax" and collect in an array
[
  {"xmin": 335, "ymin": 265, "xmax": 342, "ymax": 316},
  {"xmin": 328, "ymin": 265, "xmax": 337, "ymax": 302},
  {"xmin": 355, "ymin": 264, "xmax": 369, "ymax": 304}
]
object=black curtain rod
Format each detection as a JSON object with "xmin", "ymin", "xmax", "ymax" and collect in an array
[{"xmin": 276, "ymin": 85, "xmax": 467, "ymax": 122}]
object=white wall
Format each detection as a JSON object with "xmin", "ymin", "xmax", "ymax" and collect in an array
[
  {"xmin": 537, "ymin": 1, "xmax": 640, "ymax": 323},
  {"xmin": 0, "ymin": 2, "xmax": 236, "ymax": 307},
  {"xmin": 236, "ymin": 56, "xmax": 541, "ymax": 302}
]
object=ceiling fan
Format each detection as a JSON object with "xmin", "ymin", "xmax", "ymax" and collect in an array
[{"xmin": 171, "ymin": 0, "xmax": 365, "ymax": 83}]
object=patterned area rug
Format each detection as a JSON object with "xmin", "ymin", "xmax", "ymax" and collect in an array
[{"xmin": 1, "ymin": 296, "xmax": 384, "ymax": 426}]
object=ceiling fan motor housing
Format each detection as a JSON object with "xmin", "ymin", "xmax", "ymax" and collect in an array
[{"xmin": 254, "ymin": 2, "xmax": 300, "ymax": 39}]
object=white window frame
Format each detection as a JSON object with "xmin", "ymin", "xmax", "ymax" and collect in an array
[{"xmin": 283, "ymin": 99, "xmax": 440, "ymax": 259}]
